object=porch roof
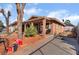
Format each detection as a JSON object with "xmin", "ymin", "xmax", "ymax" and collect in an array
[{"xmin": 24, "ymin": 16, "xmax": 65, "ymax": 26}]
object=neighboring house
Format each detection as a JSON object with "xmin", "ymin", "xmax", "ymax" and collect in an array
[
  {"xmin": 63, "ymin": 22, "xmax": 76, "ymax": 37},
  {"xmin": 64, "ymin": 23, "xmax": 75, "ymax": 31},
  {"xmin": 9, "ymin": 16, "xmax": 65, "ymax": 35},
  {"xmin": 9, "ymin": 21, "xmax": 17, "ymax": 32}
]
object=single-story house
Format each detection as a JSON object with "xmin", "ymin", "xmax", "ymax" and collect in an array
[
  {"xmin": 9, "ymin": 16, "xmax": 65, "ymax": 35},
  {"xmin": 64, "ymin": 23, "xmax": 75, "ymax": 31}
]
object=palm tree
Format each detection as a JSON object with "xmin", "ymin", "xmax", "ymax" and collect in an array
[
  {"xmin": 0, "ymin": 9, "xmax": 11, "ymax": 34},
  {"xmin": 16, "ymin": 3, "xmax": 26, "ymax": 39}
]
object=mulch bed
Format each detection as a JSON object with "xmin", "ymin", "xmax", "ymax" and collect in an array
[{"xmin": 0, "ymin": 32, "xmax": 46, "ymax": 55}]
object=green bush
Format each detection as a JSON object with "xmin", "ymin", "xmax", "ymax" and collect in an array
[
  {"xmin": 25, "ymin": 27, "xmax": 30, "ymax": 37},
  {"xmin": 25, "ymin": 23, "xmax": 37, "ymax": 37}
]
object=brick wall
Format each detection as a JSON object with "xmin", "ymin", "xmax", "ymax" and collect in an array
[{"xmin": 51, "ymin": 22, "xmax": 64, "ymax": 35}]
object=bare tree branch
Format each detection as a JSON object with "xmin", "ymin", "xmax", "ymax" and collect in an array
[{"xmin": 0, "ymin": 9, "xmax": 11, "ymax": 34}]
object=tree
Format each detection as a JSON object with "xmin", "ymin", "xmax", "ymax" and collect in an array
[
  {"xmin": 0, "ymin": 20, "xmax": 4, "ymax": 32},
  {"xmin": 0, "ymin": 9, "xmax": 11, "ymax": 34},
  {"xmin": 16, "ymin": 3, "xmax": 26, "ymax": 39},
  {"xmin": 64, "ymin": 20, "xmax": 71, "ymax": 25}
]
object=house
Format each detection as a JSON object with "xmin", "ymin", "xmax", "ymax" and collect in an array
[
  {"xmin": 9, "ymin": 16, "xmax": 65, "ymax": 35},
  {"xmin": 62, "ymin": 22, "xmax": 75, "ymax": 37},
  {"xmin": 9, "ymin": 21, "xmax": 17, "ymax": 32},
  {"xmin": 64, "ymin": 23, "xmax": 75, "ymax": 31}
]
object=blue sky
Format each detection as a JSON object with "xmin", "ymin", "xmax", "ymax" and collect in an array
[{"xmin": 0, "ymin": 3, "xmax": 79, "ymax": 26}]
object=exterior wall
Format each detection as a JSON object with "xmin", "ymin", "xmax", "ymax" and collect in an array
[
  {"xmin": 9, "ymin": 25, "xmax": 17, "ymax": 32},
  {"xmin": 51, "ymin": 22, "xmax": 56, "ymax": 35},
  {"xmin": 56, "ymin": 24, "xmax": 64, "ymax": 34},
  {"xmin": 55, "ymin": 23, "xmax": 58, "ymax": 34},
  {"xmin": 51, "ymin": 22, "xmax": 64, "ymax": 35},
  {"xmin": 9, "ymin": 26, "xmax": 14, "ymax": 32},
  {"xmin": 64, "ymin": 26, "xmax": 74, "ymax": 31}
]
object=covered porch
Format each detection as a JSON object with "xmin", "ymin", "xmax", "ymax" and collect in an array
[{"xmin": 23, "ymin": 18, "xmax": 53, "ymax": 35}]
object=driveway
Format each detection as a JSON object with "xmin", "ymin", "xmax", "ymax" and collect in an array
[
  {"xmin": 32, "ymin": 37, "xmax": 77, "ymax": 55},
  {"xmin": 32, "ymin": 42, "xmax": 70, "ymax": 55}
]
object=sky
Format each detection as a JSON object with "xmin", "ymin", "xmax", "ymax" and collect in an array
[{"xmin": 0, "ymin": 3, "xmax": 79, "ymax": 26}]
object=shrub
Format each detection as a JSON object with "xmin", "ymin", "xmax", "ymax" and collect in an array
[
  {"xmin": 25, "ymin": 27, "xmax": 30, "ymax": 37},
  {"xmin": 25, "ymin": 23, "xmax": 37, "ymax": 37}
]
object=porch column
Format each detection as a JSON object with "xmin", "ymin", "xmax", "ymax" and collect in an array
[
  {"xmin": 42, "ymin": 19, "xmax": 46, "ymax": 35},
  {"xmin": 62, "ymin": 26, "xmax": 64, "ymax": 33},
  {"xmin": 51, "ymin": 22, "xmax": 56, "ymax": 35}
]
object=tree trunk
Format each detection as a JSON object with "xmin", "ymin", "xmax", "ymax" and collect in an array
[
  {"xmin": 16, "ymin": 3, "xmax": 26, "ymax": 39},
  {"xmin": 6, "ymin": 17, "xmax": 9, "ymax": 34},
  {"xmin": 16, "ymin": 3, "xmax": 21, "ymax": 39}
]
